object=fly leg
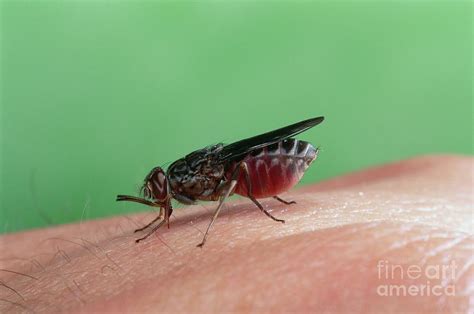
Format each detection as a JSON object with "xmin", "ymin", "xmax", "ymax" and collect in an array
[
  {"xmin": 135, "ymin": 219, "xmax": 166, "ymax": 243},
  {"xmin": 135, "ymin": 204, "xmax": 172, "ymax": 243},
  {"xmin": 116, "ymin": 195, "xmax": 164, "ymax": 233},
  {"xmin": 197, "ymin": 180, "xmax": 237, "ymax": 248},
  {"xmin": 197, "ymin": 161, "xmax": 245, "ymax": 248},
  {"xmin": 240, "ymin": 162, "xmax": 285, "ymax": 223},
  {"xmin": 273, "ymin": 196, "xmax": 296, "ymax": 205},
  {"xmin": 197, "ymin": 161, "xmax": 285, "ymax": 248},
  {"xmin": 134, "ymin": 209, "xmax": 163, "ymax": 233}
]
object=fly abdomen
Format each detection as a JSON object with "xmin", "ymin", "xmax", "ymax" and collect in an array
[{"xmin": 231, "ymin": 138, "xmax": 318, "ymax": 198}]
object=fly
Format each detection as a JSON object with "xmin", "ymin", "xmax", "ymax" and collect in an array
[{"xmin": 117, "ymin": 116, "xmax": 324, "ymax": 247}]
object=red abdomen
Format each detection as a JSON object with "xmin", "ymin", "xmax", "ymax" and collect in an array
[{"xmin": 226, "ymin": 139, "xmax": 318, "ymax": 199}]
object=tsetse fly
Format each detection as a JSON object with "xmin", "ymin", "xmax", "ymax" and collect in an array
[{"xmin": 117, "ymin": 116, "xmax": 324, "ymax": 247}]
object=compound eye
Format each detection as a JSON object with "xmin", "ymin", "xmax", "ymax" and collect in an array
[
  {"xmin": 150, "ymin": 170, "xmax": 168, "ymax": 200},
  {"xmin": 157, "ymin": 172, "xmax": 166, "ymax": 184}
]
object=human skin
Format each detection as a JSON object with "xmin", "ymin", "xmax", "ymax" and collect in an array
[{"xmin": 0, "ymin": 155, "xmax": 472, "ymax": 313}]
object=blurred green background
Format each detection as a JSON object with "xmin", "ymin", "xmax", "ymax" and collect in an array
[{"xmin": 0, "ymin": 1, "xmax": 471, "ymax": 233}]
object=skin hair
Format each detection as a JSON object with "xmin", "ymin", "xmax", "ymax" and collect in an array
[{"xmin": 0, "ymin": 155, "xmax": 472, "ymax": 313}]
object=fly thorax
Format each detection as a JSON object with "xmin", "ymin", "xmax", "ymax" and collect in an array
[{"xmin": 168, "ymin": 155, "xmax": 225, "ymax": 201}]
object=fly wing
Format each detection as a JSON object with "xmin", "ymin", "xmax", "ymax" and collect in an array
[
  {"xmin": 218, "ymin": 116, "xmax": 324, "ymax": 162},
  {"xmin": 184, "ymin": 145, "xmax": 217, "ymax": 164}
]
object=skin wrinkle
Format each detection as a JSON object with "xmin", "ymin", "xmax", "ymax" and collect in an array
[
  {"xmin": 0, "ymin": 269, "xmax": 38, "ymax": 281},
  {"xmin": 0, "ymin": 155, "xmax": 472, "ymax": 313},
  {"xmin": 0, "ymin": 298, "xmax": 33, "ymax": 313},
  {"xmin": 420, "ymin": 236, "xmax": 471, "ymax": 263},
  {"xmin": 0, "ymin": 280, "xmax": 25, "ymax": 301}
]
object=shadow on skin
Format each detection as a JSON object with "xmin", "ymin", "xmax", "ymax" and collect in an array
[{"xmin": 0, "ymin": 155, "xmax": 472, "ymax": 313}]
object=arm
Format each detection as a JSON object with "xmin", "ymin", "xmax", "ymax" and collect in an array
[{"xmin": 0, "ymin": 155, "xmax": 472, "ymax": 313}]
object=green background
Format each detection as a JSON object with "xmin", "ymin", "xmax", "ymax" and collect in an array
[{"xmin": 1, "ymin": 1, "xmax": 472, "ymax": 233}]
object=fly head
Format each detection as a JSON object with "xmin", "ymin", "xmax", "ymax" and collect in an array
[{"xmin": 141, "ymin": 167, "xmax": 171, "ymax": 205}]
